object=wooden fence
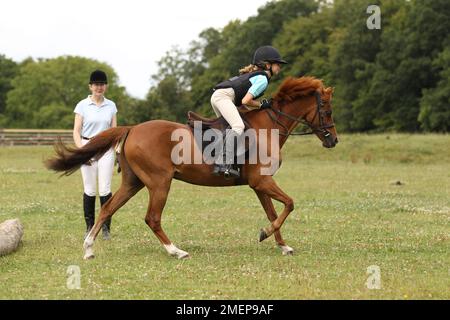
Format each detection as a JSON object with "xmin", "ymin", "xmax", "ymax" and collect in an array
[{"xmin": 0, "ymin": 129, "xmax": 73, "ymax": 146}]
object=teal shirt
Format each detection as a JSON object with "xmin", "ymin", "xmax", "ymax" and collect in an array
[{"xmin": 248, "ymin": 75, "xmax": 269, "ymax": 98}]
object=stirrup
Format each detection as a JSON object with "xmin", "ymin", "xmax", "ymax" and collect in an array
[
  {"xmin": 223, "ymin": 167, "xmax": 240, "ymax": 179},
  {"xmin": 212, "ymin": 164, "xmax": 240, "ymax": 179}
]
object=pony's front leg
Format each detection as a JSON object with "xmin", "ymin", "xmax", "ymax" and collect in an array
[
  {"xmin": 254, "ymin": 190, "xmax": 294, "ymax": 255},
  {"xmin": 163, "ymin": 243, "xmax": 190, "ymax": 259},
  {"xmin": 250, "ymin": 176, "xmax": 295, "ymax": 244}
]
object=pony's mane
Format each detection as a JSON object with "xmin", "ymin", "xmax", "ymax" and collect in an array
[{"xmin": 273, "ymin": 76, "xmax": 324, "ymax": 103}]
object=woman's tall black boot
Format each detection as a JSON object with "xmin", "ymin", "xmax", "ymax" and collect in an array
[
  {"xmin": 99, "ymin": 193, "xmax": 112, "ymax": 240},
  {"xmin": 83, "ymin": 193, "xmax": 96, "ymax": 239}
]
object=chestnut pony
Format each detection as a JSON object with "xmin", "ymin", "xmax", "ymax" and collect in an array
[{"xmin": 45, "ymin": 76, "xmax": 338, "ymax": 260}]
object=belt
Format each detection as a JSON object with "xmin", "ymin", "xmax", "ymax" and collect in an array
[{"xmin": 82, "ymin": 136, "xmax": 90, "ymax": 140}]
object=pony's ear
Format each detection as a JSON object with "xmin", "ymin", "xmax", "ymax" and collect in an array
[
  {"xmin": 322, "ymin": 87, "xmax": 334, "ymax": 103},
  {"xmin": 322, "ymin": 87, "xmax": 333, "ymax": 99}
]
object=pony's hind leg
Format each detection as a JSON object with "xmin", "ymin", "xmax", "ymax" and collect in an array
[
  {"xmin": 83, "ymin": 162, "xmax": 144, "ymax": 260},
  {"xmin": 255, "ymin": 190, "xmax": 294, "ymax": 255},
  {"xmin": 144, "ymin": 179, "xmax": 189, "ymax": 259}
]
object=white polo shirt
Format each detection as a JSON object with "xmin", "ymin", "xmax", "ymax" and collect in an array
[{"xmin": 74, "ymin": 96, "xmax": 117, "ymax": 138}]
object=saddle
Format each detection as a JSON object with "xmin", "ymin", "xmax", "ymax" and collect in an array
[
  {"xmin": 187, "ymin": 111, "xmax": 228, "ymax": 131},
  {"xmin": 186, "ymin": 111, "xmax": 252, "ymax": 165},
  {"xmin": 187, "ymin": 110, "xmax": 251, "ymax": 131}
]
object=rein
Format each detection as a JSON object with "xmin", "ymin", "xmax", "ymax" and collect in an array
[{"xmin": 266, "ymin": 91, "xmax": 334, "ymax": 137}]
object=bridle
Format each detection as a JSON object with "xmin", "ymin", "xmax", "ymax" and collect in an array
[{"xmin": 266, "ymin": 91, "xmax": 335, "ymax": 137}]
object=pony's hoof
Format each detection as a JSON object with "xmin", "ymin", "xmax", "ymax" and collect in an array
[
  {"xmin": 177, "ymin": 252, "xmax": 190, "ymax": 260},
  {"xmin": 169, "ymin": 248, "xmax": 189, "ymax": 259},
  {"xmin": 83, "ymin": 253, "xmax": 95, "ymax": 260},
  {"xmin": 279, "ymin": 245, "xmax": 294, "ymax": 256},
  {"xmin": 165, "ymin": 244, "xmax": 189, "ymax": 259},
  {"xmin": 259, "ymin": 229, "xmax": 268, "ymax": 242}
]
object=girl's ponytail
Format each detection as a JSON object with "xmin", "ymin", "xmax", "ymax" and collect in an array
[{"xmin": 239, "ymin": 64, "xmax": 260, "ymax": 74}]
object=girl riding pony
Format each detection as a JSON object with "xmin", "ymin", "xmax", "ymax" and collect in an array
[{"xmin": 211, "ymin": 45, "xmax": 287, "ymax": 178}]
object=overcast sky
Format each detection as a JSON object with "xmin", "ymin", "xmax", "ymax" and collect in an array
[{"xmin": 0, "ymin": 0, "xmax": 270, "ymax": 98}]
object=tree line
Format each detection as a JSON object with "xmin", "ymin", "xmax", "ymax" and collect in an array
[{"xmin": 0, "ymin": 0, "xmax": 448, "ymax": 132}]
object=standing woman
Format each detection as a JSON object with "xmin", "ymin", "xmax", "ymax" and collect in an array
[{"xmin": 73, "ymin": 70, "xmax": 118, "ymax": 240}]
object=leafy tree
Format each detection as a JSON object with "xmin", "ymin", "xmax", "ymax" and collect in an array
[
  {"xmin": 138, "ymin": 76, "xmax": 192, "ymax": 123},
  {"xmin": 323, "ymin": 0, "xmax": 404, "ymax": 132},
  {"xmin": 190, "ymin": 0, "xmax": 319, "ymax": 115},
  {"xmin": 418, "ymin": 47, "xmax": 450, "ymax": 131},
  {"xmin": 2, "ymin": 0, "xmax": 449, "ymax": 132},
  {"xmin": 5, "ymin": 56, "xmax": 128, "ymax": 128},
  {"xmin": 272, "ymin": 6, "xmax": 334, "ymax": 95},
  {"xmin": 0, "ymin": 55, "xmax": 19, "ymax": 122},
  {"xmin": 33, "ymin": 104, "xmax": 74, "ymax": 129},
  {"xmin": 354, "ymin": 0, "xmax": 450, "ymax": 131},
  {"xmin": 116, "ymin": 97, "xmax": 149, "ymax": 126}
]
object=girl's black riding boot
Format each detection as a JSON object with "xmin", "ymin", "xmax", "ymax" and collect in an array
[
  {"xmin": 221, "ymin": 132, "xmax": 240, "ymax": 179},
  {"xmin": 83, "ymin": 193, "xmax": 96, "ymax": 239},
  {"xmin": 99, "ymin": 193, "xmax": 112, "ymax": 240}
]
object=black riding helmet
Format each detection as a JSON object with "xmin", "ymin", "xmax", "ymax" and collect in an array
[
  {"xmin": 89, "ymin": 70, "xmax": 108, "ymax": 84},
  {"xmin": 252, "ymin": 46, "xmax": 288, "ymax": 66}
]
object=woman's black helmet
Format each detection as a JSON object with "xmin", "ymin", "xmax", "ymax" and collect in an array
[
  {"xmin": 252, "ymin": 46, "xmax": 287, "ymax": 65},
  {"xmin": 89, "ymin": 70, "xmax": 108, "ymax": 84}
]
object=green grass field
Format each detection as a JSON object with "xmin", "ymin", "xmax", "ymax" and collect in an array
[{"xmin": 0, "ymin": 134, "xmax": 449, "ymax": 299}]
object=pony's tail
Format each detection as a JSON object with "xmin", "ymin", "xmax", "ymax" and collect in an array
[{"xmin": 44, "ymin": 126, "xmax": 131, "ymax": 176}]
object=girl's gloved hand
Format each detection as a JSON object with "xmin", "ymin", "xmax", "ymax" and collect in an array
[{"xmin": 260, "ymin": 99, "xmax": 272, "ymax": 109}]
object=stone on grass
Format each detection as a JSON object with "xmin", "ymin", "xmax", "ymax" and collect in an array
[{"xmin": 0, "ymin": 219, "xmax": 24, "ymax": 256}]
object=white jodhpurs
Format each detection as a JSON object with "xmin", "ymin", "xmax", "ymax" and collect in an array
[
  {"xmin": 80, "ymin": 139, "xmax": 115, "ymax": 197},
  {"xmin": 211, "ymin": 88, "xmax": 245, "ymax": 136},
  {"xmin": 211, "ymin": 88, "xmax": 248, "ymax": 164}
]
